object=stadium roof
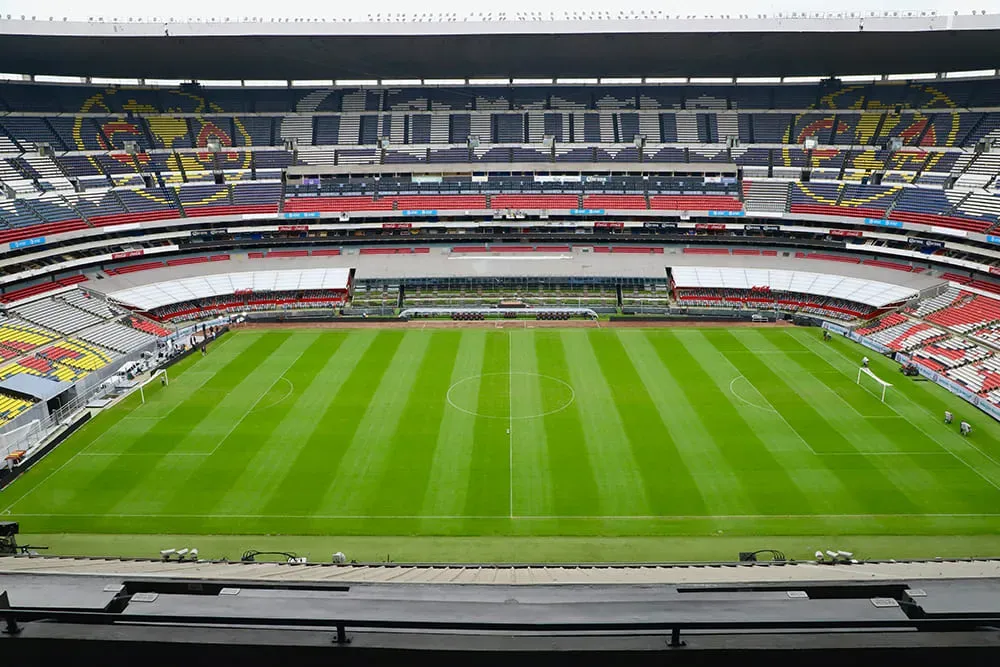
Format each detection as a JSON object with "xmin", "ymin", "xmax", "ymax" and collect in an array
[
  {"xmin": 108, "ymin": 268, "xmax": 352, "ymax": 310},
  {"xmin": 1, "ymin": 14, "xmax": 999, "ymax": 80},
  {"xmin": 0, "ymin": 374, "xmax": 73, "ymax": 401}
]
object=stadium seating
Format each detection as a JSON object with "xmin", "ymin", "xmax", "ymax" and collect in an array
[
  {"xmin": 0, "ymin": 318, "xmax": 57, "ymax": 356},
  {"xmin": 491, "ymin": 194, "xmax": 579, "ymax": 209},
  {"xmin": 0, "ymin": 275, "xmax": 88, "ymax": 303},
  {"xmin": 283, "ymin": 196, "xmax": 392, "ymax": 212},
  {"xmin": 12, "ymin": 297, "xmax": 104, "ymax": 334},
  {"xmin": 673, "ymin": 287, "xmax": 873, "ymax": 320},
  {"xmin": 947, "ymin": 357, "xmax": 1000, "ymax": 403},
  {"xmin": 913, "ymin": 287, "xmax": 965, "ymax": 317},
  {"xmin": 863, "ymin": 320, "xmax": 947, "ymax": 351},
  {"xmin": 5, "ymin": 78, "xmax": 1000, "ymax": 310},
  {"xmin": 59, "ymin": 290, "xmax": 116, "ymax": 318},
  {"xmin": 912, "ymin": 337, "xmax": 993, "ymax": 371},
  {"xmin": 76, "ymin": 322, "xmax": 156, "ymax": 354},
  {"xmin": 855, "ymin": 312, "xmax": 908, "ymax": 336},
  {"xmin": 0, "ymin": 391, "xmax": 35, "ymax": 425},
  {"xmin": 581, "ymin": 195, "xmax": 647, "ymax": 209},
  {"xmin": 649, "ymin": 195, "xmax": 742, "ymax": 211},
  {"xmin": 129, "ymin": 317, "xmax": 171, "ymax": 337},
  {"xmin": 742, "ymin": 181, "xmax": 790, "ymax": 213},
  {"xmin": 36, "ymin": 338, "xmax": 115, "ymax": 373},
  {"xmin": 924, "ymin": 293, "xmax": 1000, "ymax": 333}
]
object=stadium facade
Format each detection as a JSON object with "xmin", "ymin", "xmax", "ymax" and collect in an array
[{"xmin": 0, "ymin": 13, "xmax": 1000, "ymax": 664}]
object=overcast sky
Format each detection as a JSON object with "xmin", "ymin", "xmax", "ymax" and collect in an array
[{"xmin": 0, "ymin": 0, "xmax": 989, "ymax": 21}]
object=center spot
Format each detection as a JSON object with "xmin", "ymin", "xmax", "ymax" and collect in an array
[{"xmin": 446, "ymin": 372, "xmax": 575, "ymax": 420}]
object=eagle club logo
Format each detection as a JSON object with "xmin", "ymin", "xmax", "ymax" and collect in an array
[
  {"xmin": 74, "ymin": 87, "xmax": 252, "ymax": 207},
  {"xmin": 783, "ymin": 83, "xmax": 960, "ymax": 178}
]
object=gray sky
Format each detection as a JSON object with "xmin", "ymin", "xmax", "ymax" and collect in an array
[{"xmin": 0, "ymin": 0, "xmax": 988, "ymax": 21}]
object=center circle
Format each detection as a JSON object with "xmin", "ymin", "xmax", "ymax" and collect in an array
[{"xmin": 446, "ymin": 372, "xmax": 575, "ymax": 420}]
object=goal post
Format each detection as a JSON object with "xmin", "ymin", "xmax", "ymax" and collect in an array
[{"xmin": 857, "ymin": 366, "xmax": 892, "ymax": 402}]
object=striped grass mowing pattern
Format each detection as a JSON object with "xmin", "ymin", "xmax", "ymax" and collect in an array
[{"xmin": 3, "ymin": 327, "xmax": 1000, "ymax": 543}]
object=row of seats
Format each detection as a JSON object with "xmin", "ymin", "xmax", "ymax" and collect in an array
[
  {"xmin": 77, "ymin": 321, "xmax": 158, "ymax": 355},
  {"xmin": 855, "ymin": 312, "xmax": 908, "ymax": 335},
  {"xmin": 2, "ymin": 110, "xmax": 997, "ymax": 151},
  {"xmin": 129, "ymin": 317, "xmax": 171, "ymax": 337},
  {"xmin": 924, "ymin": 292, "xmax": 1000, "ymax": 333},
  {"xmin": 12, "ymin": 297, "xmax": 104, "ymax": 334},
  {"xmin": 59, "ymin": 289, "xmax": 116, "ymax": 318},
  {"xmin": 37, "ymin": 338, "xmax": 115, "ymax": 372},
  {"xmin": 0, "ymin": 317, "xmax": 57, "ymax": 357},
  {"xmin": 7, "ymin": 180, "xmax": 998, "ymax": 241},
  {"xmin": 947, "ymin": 357, "xmax": 1000, "ymax": 404},
  {"xmin": 864, "ymin": 320, "xmax": 947, "ymax": 351},
  {"xmin": 912, "ymin": 336, "xmax": 993, "ymax": 371},
  {"xmin": 673, "ymin": 288, "xmax": 872, "ymax": 320},
  {"xmin": 0, "ymin": 391, "xmax": 34, "ymax": 425},
  {"xmin": 913, "ymin": 286, "xmax": 964, "ymax": 317}
]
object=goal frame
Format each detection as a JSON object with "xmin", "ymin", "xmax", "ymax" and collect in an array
[{"xmin": 857, "ymin": 366, "xmax": 892, "ymax": 402}]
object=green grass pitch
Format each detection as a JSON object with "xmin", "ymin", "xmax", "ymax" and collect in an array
[{"xmin": 3, "ymin": 325, "xmax": 1000, "ymax": 562}]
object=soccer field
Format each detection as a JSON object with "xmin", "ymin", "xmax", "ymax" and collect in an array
[{"xmin": 4, "ymin": 325, "xmax": 1000, "ymax": 562}]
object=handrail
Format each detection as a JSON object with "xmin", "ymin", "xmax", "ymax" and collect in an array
[{"xmin": 2, "ymin": 605, "xmax": 999, "ymax": 646}]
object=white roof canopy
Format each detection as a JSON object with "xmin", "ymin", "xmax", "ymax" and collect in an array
[
  {"xmin": 671, "ymin": 266, "xmax": 917, "ymax": 308},
  {"xmin": 107, "ymin": 268, "xmax": 351, "ymax": 311}
]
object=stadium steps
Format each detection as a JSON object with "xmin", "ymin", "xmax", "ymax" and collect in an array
[
  {"xmin": 945, "ymin": 191, "xmax": 973, "ymax": 218},
  {"xmin": 912, "ymin": 116, "xmax": 934, "ymax": 147},
  {"xmin": 1, "ymin": 556, "xmax": 998, "ymax": 584},
  {"xmin": 958, "ymin": 113, "xmax": 988, "ymax": 146},
  {"xmin": 868, "ymin": 112, "xmax": 888, "ymax": 146},
  {"xmin": 167, "ymin": 184, "xmax": 187, "ymax": 217}
]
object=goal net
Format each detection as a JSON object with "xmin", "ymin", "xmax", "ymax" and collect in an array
[{"xmin": 857, "ymin": 367, "xmax": 892, "ymax": 402}]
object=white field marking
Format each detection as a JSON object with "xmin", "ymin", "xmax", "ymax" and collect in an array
[
  {"xmin": 94, "ymin": 334, "xmax": 242, "ymax": 428},
  {"xmin": 445, "ymin": 372, "xmax": 575, "ymax": 421},
  {"xmin": 78, "ymin": 452, "xmax": 209, "ymax": 457},
  {"xmin": 0, "ymin": 335, "xmax": 282, "ymax": 515},
  {"xmin": 205, "ymin": 344, "xmax": 312, "ymax": 456},
  {"xmin": 508, "ymin": 330, "xmax": 514, "ymax": 519},
  {"xmin": 818, "ymin": 451, "xmax": 947, "ymax": 456},
  {"xmin": 727, "ymin": 350, "xmax": 817, "ymax": 355},
  {"xmin": 728, "ymin": 374, "xmax": 818, "ymax": 454},
  {"xmin": 797, "ymin": 331, "xmax": 1000, "ymax": 492},
  {"xmin": 251, "ymin": 377, "xmax": 295, "ymax": 413},
  {"xmin": 728, "ymin": 375, "xmax": 776, "ymax": 413},
  {"xmin": 777, "ymin": 330, "xmax": 894, "ymax": 420},
  {"xmin": 7, "ymin": 512, "xmax": 1000, "ymax": 520}
]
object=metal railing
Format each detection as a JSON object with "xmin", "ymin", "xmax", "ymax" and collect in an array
[{"xmin": 1, "ymin": 602, "xmax": 997, "ymax": 646}]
